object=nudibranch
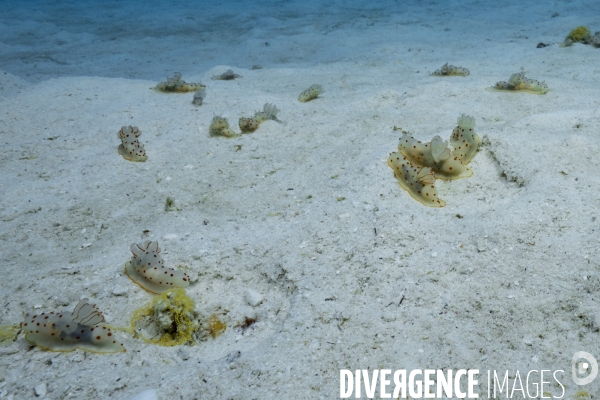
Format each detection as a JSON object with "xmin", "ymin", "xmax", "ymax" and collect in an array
[
  {"xmin": 450, "ymin": 114, "xmax": 480, "ymax": 164},
  {"xmin": 397, "ymin": 133, "xmax": 473, "ymax": 180},
  {"xmin": 239, "ymin": 103, "xmax": 281, "ymax": 133},
  {"xmin": 387, "ymin": 152, "xmax": 446, "ymax": 208},
  {"xmin": 388, "ymin": 115, "xmax": 481, "ymax": 207},
  {"xmin": 21, "ymin": 299, "xmax": 126, "ymax": 353},
  {"xmin": 431, "ymin": 62, "xmax": 470, "ymax": 77},
  {"xmin": 125, "ymin": 240, "xmax": 190, "ymax": 294},
  {"xmin": 192, "ymin": 89, "xmax": 206, "ymax": 106},
  {"xmin": 209, "ymin": 115, "xmax": 239, "ymax": 138},
  {"xmin": 487, "ymin": 71, "xmax": 549, "ymax": 94},
  {"xmin": 117, "ymin": 125, "xmax": 148, "ymax": 162},
  {"xmin": 152, "ymin": 72, "xmax": 206, "ymax": 93},
  {"xmin": 298, "ymin": 84, "xmax": 324, "ymax": 102},
  {"xmin": 211, "ymin": 69, "xmax": 242, "ymax": 80}
]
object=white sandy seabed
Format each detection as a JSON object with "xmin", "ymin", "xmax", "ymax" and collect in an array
[{"xmin": 1, "ymin": 0, "xmax": 600, "ymax": 399}]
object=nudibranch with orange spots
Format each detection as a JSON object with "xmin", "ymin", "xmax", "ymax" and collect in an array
[
  {"xmin": 450, "ymin": 114, "xmax": 480, "ymax": 165},
  {"xmin": 117, "ymin": 125, "xmax": 147, "ymax": 162},
  {"xmin": 21, "ymin": 299, "xmax": 125, "ymax": 353},
  {"xmin": 388, "ymin": 115, "xmax": 481, "ymax": 207},
  {"xmin": 397, "ymin": 133, "xmax": 473, "ymax": 180},
  {"xmin": 125, "ymin": 240, "xmax": 190, "ymax": 294},
  {"xmin": 387, "ymin": 153, "xmax": 446, "ymax": 208}
]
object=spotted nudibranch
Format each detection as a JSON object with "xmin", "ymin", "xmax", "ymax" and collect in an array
[
  {"xmin": 298, "ymin": 84, "xmax": 324, "ymax": 102},
  {"xmin": 21, "ymin": 299, "xmax": 125, "ymax": 353},
  {"xmin": 239, "ymin": 103, "xmax": 281, "ymax": 133},
  {"xmin": 487, "ymin": 72, "xmax": 549, "ymax": 94},
  {"xmin": 125, "ymin": 240, "xmax": 190, "ymax": 294},
  {"xmin": 431, "ymin": 62, "xmax": 470, "ymax": 77},
  {"xmin": 152, "ymin": 72, "xmax": 206, "ymax": 93},
  {"xmin": 211, "ymin": 69, "xmax": 242, "ymax": 80},
  {"xmin": 209, "ymin": 115, "xmax": 239, "ymax": 138},
  {"xmin": 450, "ymin": 114, "xmax": 480, "ymax": 165},
  {"xmin": 387, "ymin": 152, "xmax": 446, "ymax": 208},
  {"xmin": 117, "ymin": 125, "xmax": 147, "ymax": 162}
]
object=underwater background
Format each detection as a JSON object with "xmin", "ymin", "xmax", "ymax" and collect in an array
[
  {"xmin": 1, "ymin": 0, "xmax": 600, "ymax": 399},
  {"xmin": 2, "ymin": 0, "xmax": 596, "ymax": 82}
]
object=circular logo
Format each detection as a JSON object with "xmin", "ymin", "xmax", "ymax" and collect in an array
[{"xmin": 572, "ymin": 351, "xmax": 598, "ymax": 385}]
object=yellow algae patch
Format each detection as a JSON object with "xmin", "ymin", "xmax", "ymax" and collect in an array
[
  {"xmin": 131, "ymin": 289, "xmax": 199, "ymax": 346},
  {"xmin": 574, "ymin": 391, "xmax": 591, "ymax": 400},
  {"xmin": 0, "ymin": 324, "xmax": 19, "ymax": 346},
  {"xmin": 207, "ymin": 315, "xmax": 226, "ymax": 339},
  {"xmin": 561, "ymin": 26, "xmax": 591, "ymax": 47}
]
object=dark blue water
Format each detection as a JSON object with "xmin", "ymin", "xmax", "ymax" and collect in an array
[{"xmin": 2, "ymin": 0, "xmax": 594, "ymax": 82}]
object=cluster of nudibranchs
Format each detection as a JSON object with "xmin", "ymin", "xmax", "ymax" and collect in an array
[
  {"xmin": 148, "ymin": 72, "xmax": 325, "ymax": 140},
  {"xmin": 387, "ymin": 114, "xmax": 481, "ymax": 207},
  {"xmin": 208, "ymin": 103, "xmax": 282, "ymax": 138},
  {"xmin": 429, "ymin": 63, "xmax": 550, "ymax": 95},
  {"xmin": 207, "ymin": 83, "xmax": 323, "ymax": 138},
  {"xmin": 21, "ymin": 239, "xmax": 191, "ymax": 353}
]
